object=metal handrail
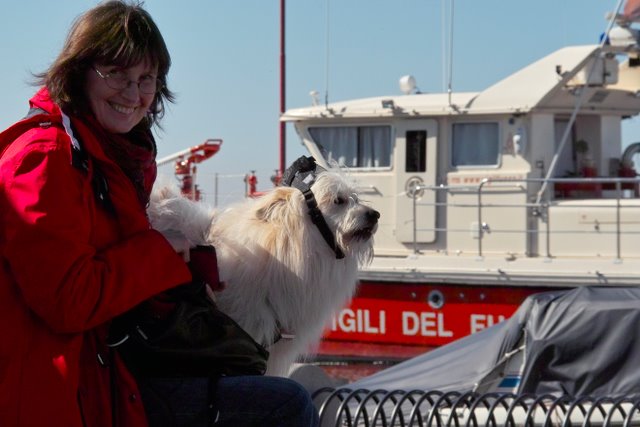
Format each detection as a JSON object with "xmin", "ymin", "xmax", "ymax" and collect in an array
[{"xmin": 407, "ymin": 176, "xmax": 640, "ymax": 259}]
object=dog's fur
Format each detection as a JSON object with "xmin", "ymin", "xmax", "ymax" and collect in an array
[{"xmin": 149, "ymin": 171, "xmax": 379, "ymax": 376}]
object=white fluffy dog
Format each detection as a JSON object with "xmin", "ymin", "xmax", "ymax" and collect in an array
[{"xmin": 148, "ymin": 169, "xmax": 379, "ymax": 376}]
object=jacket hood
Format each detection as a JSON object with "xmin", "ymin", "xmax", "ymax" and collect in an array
[{"xmin": 29, "ymin": 87, "xmax": 62, "ymax": 116}]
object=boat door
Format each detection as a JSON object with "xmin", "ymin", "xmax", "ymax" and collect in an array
[{"xmin": 394, "ymin": 119, "xmax": 438, "ymax": 243}]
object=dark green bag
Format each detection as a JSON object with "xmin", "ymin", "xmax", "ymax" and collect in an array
[{"xmin": 108, "ymin": 281, "xmax": 268, "ymax": 377}]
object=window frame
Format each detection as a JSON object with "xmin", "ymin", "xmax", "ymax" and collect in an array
[
  {"xmin": 450, "ymin": 121, "xmax": 502, "ymax": 169},
  {"xmin": 307, "ymin": 124, "xmax": 394, "ymax": 171},
  {"xmin": 405, "ymin": 130, "xmax": 427, "ymax": 173}
]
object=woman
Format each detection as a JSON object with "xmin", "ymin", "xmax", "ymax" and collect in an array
[{"xmin": 0, "ymin": 2, "xmax": 318, "ymax": 426}]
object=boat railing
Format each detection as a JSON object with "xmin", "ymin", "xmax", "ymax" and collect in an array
[
  {"xmin": 313, "ymin": 388, "xmax": 640, "ymax": 427},
  {"xmin": 410, "ymin": 176, "xmax": 640, "ymax": 259}
]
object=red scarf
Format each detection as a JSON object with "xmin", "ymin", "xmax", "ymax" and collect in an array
[{"xmin": 76, "ymin": 114, "xmax": 157, "ymax": 209}]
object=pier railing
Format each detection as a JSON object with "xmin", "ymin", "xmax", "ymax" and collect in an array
[
  {"xmin": 313, "ymin": 388, "xmax": 640, "ymax": 427},
  {"xmin": 410, "ymin": 176, "xmax": 640, "ymax": 259}
]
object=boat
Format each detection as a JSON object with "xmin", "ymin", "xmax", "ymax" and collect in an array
[
  {"xmin": 280, "ymin": 3, "xmax": 640, "ymax": 370},
  {"xmin": 312, "ymin": 287, "xmax": 640, "ymax": 426}
]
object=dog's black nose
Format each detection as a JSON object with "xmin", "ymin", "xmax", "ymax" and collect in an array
[{"xmin": 367, "ymin": 209, "xmax": 380, "ymax": 222}]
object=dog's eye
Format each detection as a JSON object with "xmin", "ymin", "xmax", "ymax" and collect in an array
[{"xmin": 334, "ymin": 197, "xmax": 346, "ymax": 205}]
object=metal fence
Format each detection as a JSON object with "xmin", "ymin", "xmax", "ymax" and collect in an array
[{"xmin": 313, "ymin": 389, "xmax": 640, "ymax": 427}]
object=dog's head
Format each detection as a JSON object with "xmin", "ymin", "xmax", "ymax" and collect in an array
[
  {"xmin": 256, "ymin": 167, "xmax": 379, "ymax": 264},
  {"xmin": 310, "ymin": 172, "xmax": 379, "ymax": 263}
]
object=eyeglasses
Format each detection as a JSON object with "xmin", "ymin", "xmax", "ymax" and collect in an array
[{"xmin": 93, "ymin": 67, "xmax": 161, "ymax": 95}]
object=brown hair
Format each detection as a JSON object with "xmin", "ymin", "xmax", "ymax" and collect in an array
[{"xmin": 35, "ymin": 0, "xmax": 173, "ymax": 128}]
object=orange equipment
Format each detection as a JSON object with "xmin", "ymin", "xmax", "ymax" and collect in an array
[
  {"xmin": 157, "ymin": 138, "xmax": 222, "ymax": 201},
  {"xmin": 245, "ymin": 169, "xmax": 283, "ymax": 198}
]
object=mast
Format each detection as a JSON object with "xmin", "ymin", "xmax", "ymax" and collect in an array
[{"xmin": 279, "ymin": 0, "xmax": 286, "ymax": 175}]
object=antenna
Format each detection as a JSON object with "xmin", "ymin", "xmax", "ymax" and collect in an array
[
  {"xmin": 324, "ymin": 0, "xmax": 331, "ymax": 108},
  {"xmin": 441, "ymin": 0, "xmax": 446, "ymax": 92},
  {"xmin": 447, "ymin": 0, "xmax": 455, "ymax": 108}
]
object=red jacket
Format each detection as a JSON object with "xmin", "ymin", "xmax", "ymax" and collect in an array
[{"xmin": 0, "ymin": 88, "xmax": 191, "ymax": 427}]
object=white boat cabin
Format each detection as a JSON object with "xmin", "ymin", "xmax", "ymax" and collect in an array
[{"xmin": 283, "ymin": 42, "xmax": 640, "ymax": 287}]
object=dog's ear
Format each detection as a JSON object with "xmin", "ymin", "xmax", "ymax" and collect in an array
[{"xmin": 254, "ymin": 187, "xmax": 298, "ymax": 223}]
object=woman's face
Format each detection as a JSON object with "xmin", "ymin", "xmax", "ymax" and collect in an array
[{"xmin": 85, "ymin": 60, "xmax": 159, "ymax": 134}]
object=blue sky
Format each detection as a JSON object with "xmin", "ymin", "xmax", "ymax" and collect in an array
[{"xmin": 1, "ymin": 0, "xmax": 634, "ymax": 206}]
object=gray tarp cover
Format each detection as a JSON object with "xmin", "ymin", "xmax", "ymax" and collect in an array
[{"xmin": 349, "ymin": 287, "xmax": 640, "ymax": 397}]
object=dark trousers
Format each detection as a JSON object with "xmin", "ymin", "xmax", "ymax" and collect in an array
[{"xmin": 139, "ymin": 376, "xmax": 320, "ymax": 427}]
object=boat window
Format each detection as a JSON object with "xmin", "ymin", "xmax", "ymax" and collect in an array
[
  {"xmin": 406, "ymin": 130, "xmax": 426, "ymax": 172},
  {"xmin": 452, "ymin": 122, "xmax": 500, "ymax": 167},
  {"xmin": 309, "ymin": 125, "xmax": 392, "ymax": 168}
]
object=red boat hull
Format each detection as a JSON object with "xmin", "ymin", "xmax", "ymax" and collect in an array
[{"xmin": 318, "ymin": 281, "xmax": 556, "ymax": 360}]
